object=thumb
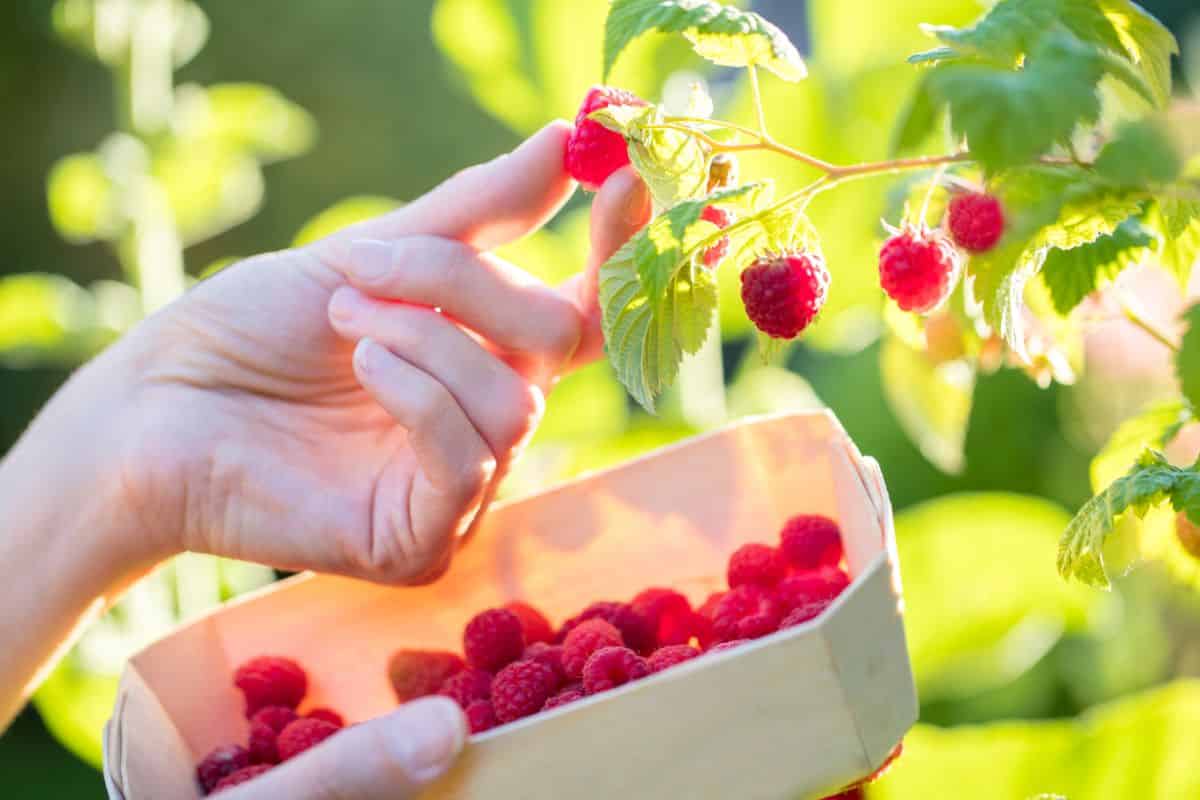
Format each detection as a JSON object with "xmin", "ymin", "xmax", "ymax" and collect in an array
[
  {"xmin": 562, "ymin": 166, "xmax": 652, "ymax": 369},
  {"xmin": 220, "ymin": 698, "xmax": 467, "ymax": 799}
]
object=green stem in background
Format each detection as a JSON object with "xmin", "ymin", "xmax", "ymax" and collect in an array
[
  {"xmin": 1120, "ymin": 296, "xmax": 1180, "ymax": 352},
  {"xmin": 748, "ymin": 66, "xmax": 768, "ymax": 138}
]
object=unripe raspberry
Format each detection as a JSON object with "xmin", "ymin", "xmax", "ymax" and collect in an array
[
  {"xmin": 1177, "ymin": 513, "xmax": 1200, "ymax": 560},
  {"xmin": 706, "ymin": 153, "xmax": 739, "ymax": 193},
  {"xmin": 878, "ymin": 228, "xmax": 960, "ymax": 313},
  {"xmin": 740, "ymin": 252, "xmax": 830, "ymax": 339},
  {"xmin": 947, "ymin": 192, "xmax": 1005, "ymax": 252},
  {"xmin": 564, "ymin": 86, "xmax": 647, "ymax": 191}
]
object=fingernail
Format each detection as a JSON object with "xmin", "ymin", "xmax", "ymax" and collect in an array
[
  {"xmin": 353, "ymin": 337, "xmax": 379, "ymax": 377},
  {"xmin": 348, "ymin": 239, "xmax": 393, "ymax": 282},
  {"xmin": 394, "ymin": 698, "xmax": 467, "ymax": 783},
  {"xmin": 328, "ymin": 286, "xmax": 362, "ymax": 323}
]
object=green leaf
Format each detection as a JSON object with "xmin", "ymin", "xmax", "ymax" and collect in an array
[
  {"xmin": 1097, "ymin": 0, "xmax": 1179, "ymax": 109},
  {"xmin": 1146, "ymin": 198, "xmax": 1200, "ymax": 288},
  {"xmin": 1090, "ymin": 401, "xmax": 1191, "ymax": 491},
  {"xmin": 1058, "ymin": 450, "xmax": 1197, "ymax": 587},
  {"xmin": 880, "ymin": 333, "xmax": 975, "ymax": 474},
  {"xmin": 921, "ymin": 32, "xmax": 1130, "ymax": 172},
  {"xmin": 891, "ymin": 78, "xmax": 943, "ymax": 156},
  {"xmin": 1040, "ymin": 217, "xmax": 1155, "ymax": 314},
  {"xmin": 604, "ymin": 0, "xmax": 805, "ymax": 82},
  {"xmin": 1094, "ymin": 119, "xmax": 1182, "ymax": 188},
  {"xmin": 1177, "ymin": 305, "xmax": 1200, "ymax": 413},
  {"xmin": 590, "ymin": 105, "xmax": 708, "ymax": 210}
]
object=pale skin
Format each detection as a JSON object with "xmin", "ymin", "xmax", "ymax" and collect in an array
[{"xmin": 0, "ymin": 121, "xmax": 651, "ymax": 798}]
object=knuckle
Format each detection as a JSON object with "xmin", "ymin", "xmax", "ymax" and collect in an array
[{"xmin": 541, "ymin": 300, "xmax": 583, "ymax": 363}]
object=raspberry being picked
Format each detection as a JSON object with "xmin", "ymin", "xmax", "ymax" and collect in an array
[
  {"xmin": 740, "ymin": 252, "xmax": 830, "ymax": 339},
  {"xmin": 878, "ymin": 226, "xmax": 960, "ymax": 313},
  {"xmin": 947, "ymin": 192, "xmax": 1005, "ymax": 252},
  {"xmin": 564, "ymin": 86, "xmax": 647, "ymax": 191}
]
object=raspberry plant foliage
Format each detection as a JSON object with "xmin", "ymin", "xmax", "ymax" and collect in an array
[{"xmin": 595, "ymin": 0, "xmax": 1200, "ymax": 586}]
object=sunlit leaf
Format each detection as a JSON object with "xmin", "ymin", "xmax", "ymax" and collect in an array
[
  {"xmin": 47, "ymin": 154, "xmax": 120, "ymax": 243},
  {"xmin": 1040, "ymin": 217, "xmax": 1155, "ymax": 315},
  {"xmin": 174, "ymin": 83, "xmax": 317, "ymax": 163},
  {"xmin": 880, "ymin": 333, "xmax": 974, "ymax": 474},
  {"xmin": 156, "ymin": 143, "xmax": 264, "ymax": 246}
]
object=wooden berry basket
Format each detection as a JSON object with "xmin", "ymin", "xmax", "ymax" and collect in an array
[{"xmin": 103, "ymin": 411, "xmax": 916, "ymax": 800}]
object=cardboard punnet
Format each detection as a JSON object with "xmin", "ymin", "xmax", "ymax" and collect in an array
[{"xmin": 103, "ymin": 411, "xmax": 917, "ymax": 800}]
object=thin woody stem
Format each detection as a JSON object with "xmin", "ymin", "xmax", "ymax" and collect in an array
[{"xmin": 1120, "ymin": 296, "xmax": 1180, "ymax": 352}]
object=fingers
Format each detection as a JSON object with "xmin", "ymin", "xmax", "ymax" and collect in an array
[
  {"xmin": 560, "ymin": 167, "xmax": 651, "ymax": 367},
  {"xmin": 332, "ymin": 290, "xmax": 544, "ymax": 456},
  {"xmin": 337, "ymin": 237, "xmax": 582, "ymax": 369},
  {"xmin": 352, "ymin": 338, "xmax": 496, "ymax": 579},
  {"xmin": 314, "ymin": 121, "xmax": 576, "ymax": 258},
  {"xmin": 219, "ymin": 698, "xmax": 466, "ymax": 800}
]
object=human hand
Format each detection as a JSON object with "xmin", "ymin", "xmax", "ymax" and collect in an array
[{"xmin": 119, "ymin": 121, "xmax": 650, "ymax": 583}]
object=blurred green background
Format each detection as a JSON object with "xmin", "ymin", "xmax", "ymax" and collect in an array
[{"xmin": 2, "ymin": 0, "xmax": 1200, "ymax": 797}]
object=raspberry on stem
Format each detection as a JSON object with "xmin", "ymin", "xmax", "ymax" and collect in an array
[
  {"xmin": 564, "ymin": 86, "xmax": 647, "ymax": 191},
  {"xmin": 740, "ymin": 252, "xmax": 830, "ymax": 339},
  {"xmin": 878, "ymin": 226, "xmax": 960, "ymax": 314},
  {"xmin": 700, "ymin": 206, "xmax": 733, "ymax": 268},
  {"xmin": 947, "ymin": 192, "xmax": 1005, "ymax": 252}
]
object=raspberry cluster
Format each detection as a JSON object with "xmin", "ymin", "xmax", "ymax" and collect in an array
[
  {"xmin": 381, "ymin": 513, "xmax": 854, "ymax": 737},
  {"xmin": 195, "ymin": 656, "xmax": 346, "ymax": 794}
]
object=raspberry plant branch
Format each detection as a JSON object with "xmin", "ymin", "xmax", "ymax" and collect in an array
[{"xmin": 1119, "ymin": 296, "xmax": 1180, "ymax": 352}]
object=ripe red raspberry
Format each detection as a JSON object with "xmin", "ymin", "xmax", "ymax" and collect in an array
[
  {"xmin": 564, "ymin": 86, "xmax": 647, "ymax": 191},
  {"xmin": 631, "ymin": 588, "xmax": 698, "ymax": 647},
  {"xmin": 248, "ymin": 721, "xmax": 280, "ymax": 765},
  {"xmin": 523, "ymin": 642, "xmax": 566, "ymax": 686},
  {"xmin": 878, "ymin": 227, "xmax": 960, "ymax": 313},
  {"xmin": 707, "ymin": 638, "xmax": 750, "ymax": 654},
  {"xmin": 947, "ymin": 192, "xmax": 1005, "ymax": 252},
  {"xmin": 250, "ymin": 705, "xmax": 298, "ymax": 733},
  {"xmin": 505, "ymin": 601, "xmax": 555, "ymax": 646},
  {"xmin": 491, "ymin": 659, "xmax": 558, "ymax": 723},
  {"xmin": 698, "ymin": 592, "xmax": 726, "ymax": 619},
  {"xmin": 700, "ymin": 206, "xmax": 733, "ymax": 268},
  {"xmin": 387, "ymin": 650, "xmax": 465, "ymax": 703},
  {"xmin": 276, "ymin": 718, "xmax": 338, "ymax": 762},
  {"xmin": 437, "ymin": 668, "xmax": 493, "ymax": 708},
  {"xmin": 582, "ymin": 646, "xmax": 650, "ymax": 694},
  {"xmin": 778, "ymin": 599, "xmax": 832, "ymax": 630},
  {"xmin": 740, "ymin": 252, "xmax": 829, "ymax": 339},
  {"xmin": 197, "ymin": 745, "xmax": 251, "ymax": 794},
  {"xmin": 775, "ymin": 568, "xmax": 850, "ymax": 614},
  {"xmin": 647, "ymin": 644, "xmax": 701, "ymax": 673},
  {"xmin": 233, "ymin": 656, "xmax": 307, "ymax": 717},
  {"xmin": 463, "ymin": 608, "xmax": 525, "ymax": 672},
  {"xmin": 465, "ymin": 699, "xmax": 499, "ymax": 734},
  {"xmin": 559, "ymin": 602, "xmax": 654, "ymax": 655},
  {"xmin": 727, "ymin": 543, "xmax": 786, "ymax": 589},
  {"xmin": 212, "ymin": 764, "xmax": 272, "ymax": 793},
  {"xmin": 562, "ymin": 619, "xmax": 623, "ymax": 680},
  {"xmin": 779, "ymin": 515, "xmax": 844, "ymax": 570},
  {"xmin": 543, "ymin": 685, "xmax": 585, "ymax": 711},
  {"xmin": 711, "ymin": 585, "xmax": 783, "ymax": 641},
  {"xmin": 1177, "ymin": 513, "xmax": 1200, "ymax": 560},
  {"xmin": 305, "ymin": 708, "xmax": 344, "ymax": 728}
]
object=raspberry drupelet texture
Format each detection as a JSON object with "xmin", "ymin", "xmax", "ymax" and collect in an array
[
  {"xmin": 647, "ymin": 644, "xmax": 701, "ymax": 673},
  {"xmin": 582, "ymin": 646, "xmax": 650, "ymax": 694},
  {"xmin": 197, "ymin": 745, "xmax": 252, "ymax": 794},
  {"xmin": 505, "ymin": 601, "xmax": 555, "ymax": 646},
  {"xmin": 250, "ymin": 705, "xmax": 298, "ymax": 733},
  {"xmin": 711, "ymin": 585, "xmax": 783, "ymax": 641},
  {"xmin": 276, "ymin": 718, "xmax": 339, "ymax": 762},
  {"xmin": 779, "ymin": 514, "xmax": 844, "ymax": 570},
  {"xmin": 523, "ymin": 642, "xmax": 566, "ymax": 686},
  {"xmin": 700, "ymin": 206, "xmax": 733, "ymax": 268},
  {"xmin": 305, "ymin": 708, "xmax": 345, "ymax": 728},
  {"xmin": 774, "ymin": 568, "xmax": 850, "ymax": 614},
  {"xmin": 465, "ymin": 699, "xmax": 499, "ymax": 734},
  {"xmin": 543, "ymin": 685, "xmax": 585, "ymax": 711},
  {"xmin": 437, "ymin": 668, "xmax": 493, "ymax": 708},
  {"xmin": 492, "ymin": 659, "xmax": 559, "ymax": 723},
  {"xmin": 248, "ymin": 721, "xmax": 281, "ymax": 765},
  {"xmin": 727, "ymin": 543, "xmax": 787, "ymax": 589},
  {"xmin": 559, "ymin": 601, "xmax": 654, "ymax": 655},
  {"xmin": 463, "ymin": 608, "xmax": 525, "ymax": 672},
  {"xmin": 388, "ymin": 650, "xmax": 465, "ymax": 703},
  {"xmin": 948, "ymin": 192, "xmax": 1005, "ymax": 253},
  {"xmin": 212, "ymin": 764, "xmax": 273, "ymax": 793},
  {"xmin": 564, "ymin": 86, "xmax": 647, "ymax": 191},
  {"xmin": 740, "ymin": 252, "xmax": 830, "ymax": 339},
  {"xmin": 878, "ymin": 228, "xmax": 960, "ymax": 313},
  {"xmin": 562, "ymin": 619, "xmax": 624, "ymax": 680},
  {"xmin": 233, "ymin": 656, "xmax": 307, "ymax": 716}
]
